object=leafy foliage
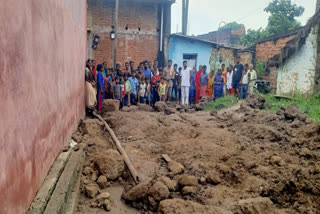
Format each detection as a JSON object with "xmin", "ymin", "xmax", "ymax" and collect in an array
[
  {"xmin": 240, "ymin": 28, "xmax": 269, "ymax": 46},
  {"xmin": 240, "ymin": 0, "xmax": 304, "ymax": 47},
  {"xmin": 220, "ymin": 22, "xmax": 245, "ymax": 31},
  {"xmin": 264, "ymin": 92, "xmax": 320, "ymax": 122},
  {"xmin": 264, "ymin": 0, "xmax": 304, "ymax": 21},
  {"xmin": 204, "ymin": 96, "xmax": 238, "ymax": 111}
]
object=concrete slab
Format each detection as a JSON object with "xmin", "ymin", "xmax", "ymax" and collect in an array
[
  {"xmin": 44, "ymin": 149, "xmax": 84, "ymax": 214},
  {"xmin": 27, "ymin": 151, "xmax": 71, "ymax": 214}
]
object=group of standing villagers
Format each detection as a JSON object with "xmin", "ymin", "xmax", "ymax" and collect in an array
[{"xmin": 84, "ymin": 55, "xmax": 257, "ymax": 112}]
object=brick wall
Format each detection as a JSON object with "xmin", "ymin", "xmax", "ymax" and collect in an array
[
  {"xmin": 88, "ymin": 0, "xmax": 160, "ymax": 67},
  {"xmin": 0, "ymin": 0, "xmax": 87, "ymax": 213},
  {"xmin": 255, "ymin": 35, "xmax": 295, "ymax": 90},
  {"xmin": 255, "ymin": 36, "xmax": 295, "ymax": 62}
]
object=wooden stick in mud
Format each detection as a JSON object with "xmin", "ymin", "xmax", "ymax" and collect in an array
[{"xmin": 93, "ymin": 112, "xmax": 139, "ymax": 184}]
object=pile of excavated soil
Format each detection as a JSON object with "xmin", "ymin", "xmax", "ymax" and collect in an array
[{"xmin": 74, "ymin": 97, "xmax": 320, "ymax": 214}]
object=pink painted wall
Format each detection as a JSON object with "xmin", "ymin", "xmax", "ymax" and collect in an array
[{"xmin": 0, "ymin": 0, "xmax": 87, "ymax": 213}]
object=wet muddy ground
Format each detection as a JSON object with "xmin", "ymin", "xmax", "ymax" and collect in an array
[{"xmin": 73, "ymin": 96, "xmax": 320, "ymax": 214}]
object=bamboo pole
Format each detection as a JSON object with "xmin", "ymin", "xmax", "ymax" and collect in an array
[{"xmin": 93, "ymin": 112, "xmax": 139, "ymax": 184}]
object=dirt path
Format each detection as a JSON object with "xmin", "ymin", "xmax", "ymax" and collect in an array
[{"xmin": 74, "ymin": 97, "xmax": 320, "ymax": 214}]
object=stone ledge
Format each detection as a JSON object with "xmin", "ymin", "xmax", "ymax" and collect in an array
[{"xmin": 27, "ymin": 151, "xmax": 71, "ymax": 214}]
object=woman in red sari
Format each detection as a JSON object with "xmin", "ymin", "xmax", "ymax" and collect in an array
[{"xmin": 195, "ymin": 65, "xmax": 203, "ymax": 104}]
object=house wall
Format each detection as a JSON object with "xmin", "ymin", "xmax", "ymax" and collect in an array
[
  {"xmin": 169, "ymin": 37, "xmax": 212, "ymax": 69},
  {"xmin": 255, "ymin": 36, "xmax": 295, "ymax": 89},
  {"xmin": 0, "ymin": 0, "xmax": 87, "ymax": 213},
  {"xmin": 276, "ymin": 27, "xmax": 318, "ymax": 96},
  {"xmin": 210, "ymin": 48, "xmax": 252, "ymax": 72},
  {"xmin": 87, "ymin": 0, "xmax": 160, "ymax": 67}
]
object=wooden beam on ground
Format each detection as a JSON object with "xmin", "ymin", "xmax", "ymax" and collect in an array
[{"xmin": 93, "ymin": 112, "xmax": 139, "ymax": 184}]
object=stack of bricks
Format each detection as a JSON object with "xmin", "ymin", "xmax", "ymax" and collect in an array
[{"xmin": 87, "ymin": 0, "xmax": 160, "ymax": 67}]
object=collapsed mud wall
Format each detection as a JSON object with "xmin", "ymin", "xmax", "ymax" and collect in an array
[
  {"xmin": 0, "ymin": 0, "xmax": 87, "ymax": 213},
  {"xmin": 276, "ymin": 26, "xmax": 318, "ymax": 96}
]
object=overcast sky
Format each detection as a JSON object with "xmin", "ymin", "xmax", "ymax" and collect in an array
[{"xmin": 171, "ymin": 0, "xmax": 317, "ymax": 35}]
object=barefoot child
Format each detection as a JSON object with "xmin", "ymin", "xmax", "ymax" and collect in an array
[
  {"xmin": 158, "ymin": 77, "xmax": 167, "ymax": 101},
  {"xmin": 113, "ymin": 77, "xmax": 122, "ymax": 108},
  {"xmin": 139, "ymin": 78, "xmax": 147, "ymax": 104}
]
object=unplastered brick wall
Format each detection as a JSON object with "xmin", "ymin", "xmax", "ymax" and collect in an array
[
  {"xmin": 88, "ymin": 0, "xmax": 160, "ymax": 67},
  {"xmin": 255, "ymin": 35, "xmax": 295, "ymax": 63},
  {"xmin": 255, "ymin": 35, "xmax": 295, "ymax": 90}
]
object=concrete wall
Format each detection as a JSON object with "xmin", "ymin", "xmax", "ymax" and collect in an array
[
  {"xmin": 276, "ymin": 27, "xmax": 318, "ymax": 96},
  {"xmin": 169, "ymin": 36, "xmax": 212, "ymax": 69},
  {"xmin": 0, "ymin": 0, "xmax": 87, "ymax": 213},
  {"xmin": 87, "ymin": 0, "xmax": 163, "ymax": 67},
  {"xmin": 169, "ymin": 36, "xmax": 253, "ymax": 72}
]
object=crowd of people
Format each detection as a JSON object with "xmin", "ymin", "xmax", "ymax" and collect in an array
[{"xmin": 84, "ymin": 55, "xmax": 257, "ymax": 111}]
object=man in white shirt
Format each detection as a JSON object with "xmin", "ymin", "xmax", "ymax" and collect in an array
[{"xmin": 181, "ymin": 61, "xmax": 191, "ymax": 105}]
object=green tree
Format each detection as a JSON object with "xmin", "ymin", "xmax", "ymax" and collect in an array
[
  {"xmin": 240, "ymin": 28, "xmax": 269, "ymax": 47},
  {"xmin": 220, "ymin": 21, "xmax": 245, "ymax": 31},
  {"xmin": 265, "ymin": 0, "xmax": 304, "ymax": 35},
  {"xmin": 240, "ymin": 0, "xmax": 304, "ymax": 47}
]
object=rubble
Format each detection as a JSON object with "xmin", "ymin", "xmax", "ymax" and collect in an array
[
  {"xmin": 94, "ymin": 150, "xmax": 125, "ymax": 180},
  {"xmin": 122, "ymin": 178, "xmax": 153, "ymax": 201},
  {"xmin": 85, "ymin": 183, "xmax": 99, "ymax": 198},
  {"xmin": 148, "ymin": 181, "xmax": 170, "ymax": 201},
  {"xmin": 154, "ymin": 102, "xmax": 167, "ymax": 112},
  {"xmin": 178, "ymin": 175, "xmax": 198, "ymax": 187},
  {"xmin": 168, "ymin": 161, "xmax": 185, "ymax": 175},
  {"xmin": 102, "ymin": 99, "xmax": 120, "ymax": 112}
]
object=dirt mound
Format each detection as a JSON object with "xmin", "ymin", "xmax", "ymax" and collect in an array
[
  {"xmin": 74, "ymin": 94, "xmax": 320, "ymax": 213},
  {"xmin": 102, "ymin": 99, "xmax": 120, "ymax": 113},
  {"xmin": 154, "ymin": 102, "xmax": 167, "ymax": 112},
  {"xmin": 94, "ymin": 150, "xmax": 124, "ymax": 180},
  {"xmin": 245, "ymin": 94, "xmax": 266, "ymax": 109}
]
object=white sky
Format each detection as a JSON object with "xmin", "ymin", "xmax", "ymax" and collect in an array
[{"xmin": 171, "ymin": 0, "xmax": 317, "ymax": 35}]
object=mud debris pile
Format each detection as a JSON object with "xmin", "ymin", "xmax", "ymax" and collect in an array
[{"xmin": 73, "ymin": 96, "xmax": 320, "ymax": 214}]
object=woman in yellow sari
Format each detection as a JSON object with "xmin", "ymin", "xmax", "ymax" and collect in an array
[{"xmin": 207, "ymin": 70, "xmax": 215, "ymax": 98}]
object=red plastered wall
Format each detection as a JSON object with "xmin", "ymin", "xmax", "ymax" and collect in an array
[{"xmin": 0, "ymin": 0, "xmax": 87, "ymax": 213}]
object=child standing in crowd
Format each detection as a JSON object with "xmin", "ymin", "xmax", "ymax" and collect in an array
[
  {"xmin": 139, "ymin": 78, "xmax": 147, "ymax": 103},
  {"xmin": 248, "ymin": 64, "xmax": 257, "ymax": 94},
  {"xmin": 113, "ymin": 77, "xmax": 122, "ymax": 107},
  {"xmin": 199, "ymin": 65, "xmax": 208, "ymax": 99},
  {"xmin": 221, "ymin": 64, "xmax": 227, "ymax": 96},
  {"xmin": 226, "ymin": 66, "xmax": 234, "ymax": 95},
  {"xmin": 240, "ymin": 64, "xmax": 249, "ymax": 99},
  {"xmin": 159, "ymin": 77, "xmax": 167, "ymax": 102},
  {"xmin": 120, "ymin": 75, "xmax": 127, "ymax": 106},
  {"xmin": 125, "ymin": 74, "xmax": 131, "ymax": 106},
  {"xmin": 96, "ymin": 64, "xmax": 105, "ymax": 111},
  {"xmin": 207, "ymin": 70, "xmax": 215, "ymax": 98},
  {"xmin": 129, "ymin": 71, "xmax": 139, "ymax": 105}
]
